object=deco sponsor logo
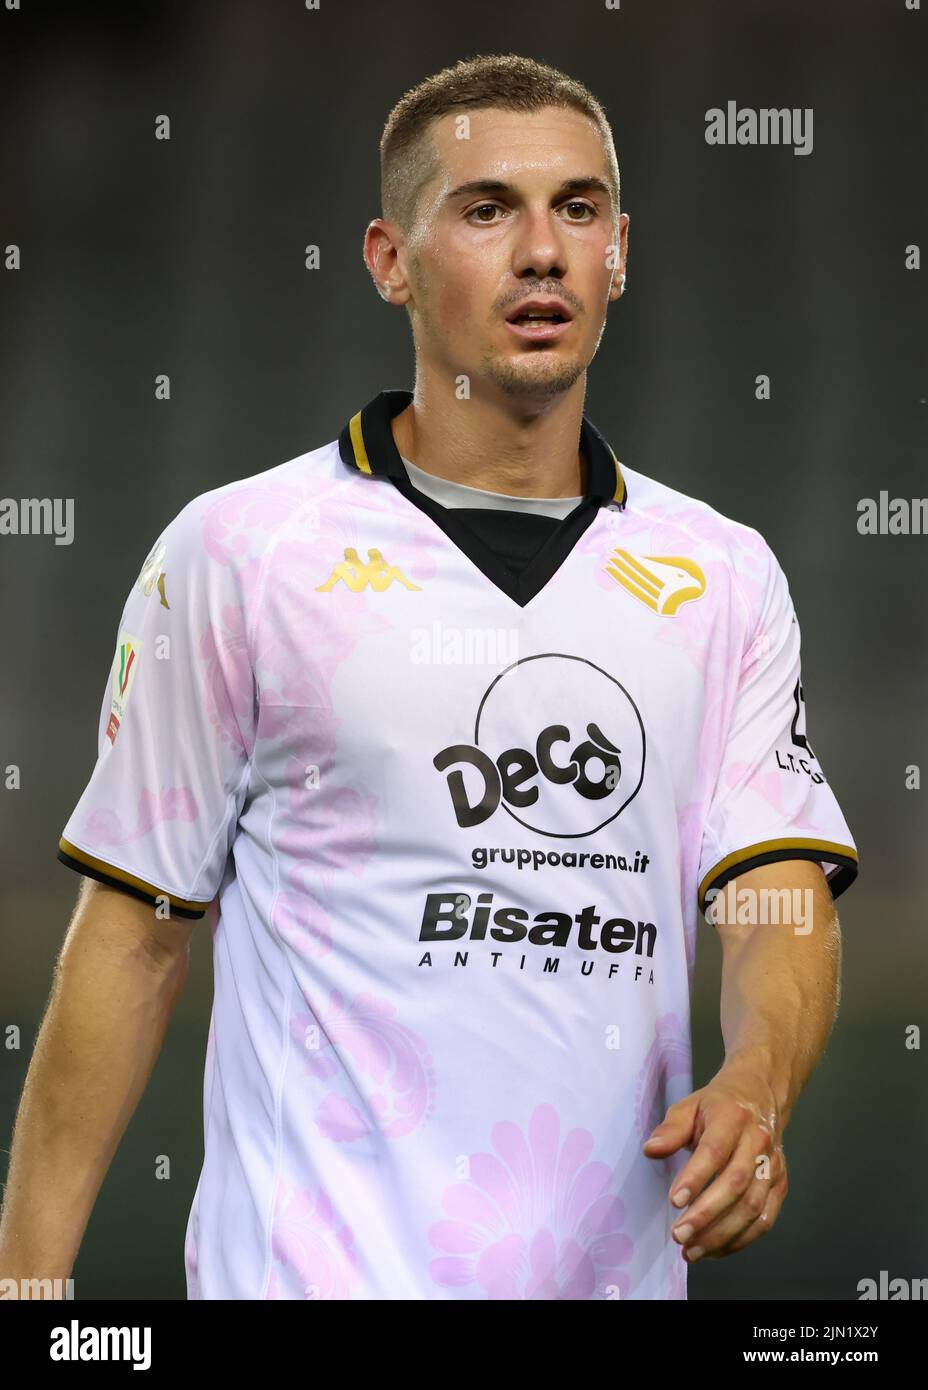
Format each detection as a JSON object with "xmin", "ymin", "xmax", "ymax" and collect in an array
[{"xmin": 433, "ymin": 653, "xmax": 646, "ymax": 838}]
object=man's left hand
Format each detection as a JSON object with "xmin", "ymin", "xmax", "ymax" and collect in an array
[{"xmin": 642, "ymin": 1060, "xmax": 789, "ymax": 1261}]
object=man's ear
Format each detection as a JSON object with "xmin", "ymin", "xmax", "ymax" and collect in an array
[
  {"xmin": 609, "ymin": 211, "xmax": 629, "ymax": 301},
  {"xmin": 363, "ymin": 217, "xmax": 412, "ymax": 307}
]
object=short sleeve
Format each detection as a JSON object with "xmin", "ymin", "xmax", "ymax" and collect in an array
[
  {"xmin": 57, "ymin": 500, "xmax": 256, "ymax": 920},
  {"xmin": 697, "ymin": 541, "xmax": 859, "ymax": 917}
]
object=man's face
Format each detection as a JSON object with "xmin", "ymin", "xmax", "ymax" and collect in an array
[{"xmin": 395, "ymin": 105, "xmax": 628, "ymax": 403}]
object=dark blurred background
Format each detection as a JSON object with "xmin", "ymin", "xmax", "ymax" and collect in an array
[{"xmin": 0, "ymin": 0, "xmax": 925, "ymax": 1300}]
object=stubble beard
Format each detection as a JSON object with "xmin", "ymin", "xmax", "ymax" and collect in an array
[
  {"xmin": 478, "ymin": 344, "xmax": 586, "ymax": 402},
  {"xmin": 409, "ymin": 266, "xmax": 589, "ymax": 403}
]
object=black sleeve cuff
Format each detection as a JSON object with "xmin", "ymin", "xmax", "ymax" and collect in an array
[
  {"xmin": 57, "ymin": 838, "xmax": 210, "ymax": 920},
  {"xmin": 698, "ymin": 837, "xmax": 859, "ymax": 917}
]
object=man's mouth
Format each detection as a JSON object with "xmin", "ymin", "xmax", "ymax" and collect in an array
[
  {"xmin": 504, "ymin": 302, "xmax": 575, "ymax": 342},
  {"xmin": 508, "ymin": 311, "xmax": 570, "ymax": 325},
  {"xmin": 505, "ymin": 300, "xmax": 574, "ymax": 326}
]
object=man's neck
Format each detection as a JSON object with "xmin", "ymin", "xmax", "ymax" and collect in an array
[{"xmin": 389, "ymin": 377, "xmax": 588, "ymax": 499}]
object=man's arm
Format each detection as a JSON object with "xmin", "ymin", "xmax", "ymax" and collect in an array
[
  {"xmin": 643, "ymin": 858, "xmax": 842, "ymax": 1261},
  {"xmin": 0, "ymin": 878, "xmax": 196, "ymax": 1290},
  {"xmin": 715, "ymin": 857, "xmax": 841, "ymax": 1126}
]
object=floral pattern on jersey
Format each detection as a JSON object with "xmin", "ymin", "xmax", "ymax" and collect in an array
[
  {"xmin": 81, "ymin": 786, "xmax": 198, "ymax": 848},
  {"xmin": 255, "ymin": 484, "xmax": 443, "ymax": 709},
  {"xmin": 202, "ymin": 484, "xmax": 309, "ymax": 568},
  {"xmin": 270, "ymin": 767, "xmax": 381, "ymax": 956},
  {"xmin": 264, "ymin": 1179, "xmax": 360, "ymax": 1300},
  {"xmin": 427, "ymin": 1103, "xmax": 634, "ymax": 1299},
  {"xmin": 634, "ymin": 1013, "xmax": 691, "ymax": 1140},
  {"xmin": 272, "ymin": 866, "xmax": 333, "ymax": 956},
  {"xmin": 281, "ymin": 757, "xmax": 381, "ymax": 874},
  {"xmin": 199, "ymin": 603, "xmax": 256, "ymax": 759},
  {"xmin": 290, "ymin": 990, "xmax": 437, "ymax": 1140},
  {"xmin": 719, "ymin": 757, "xmax": 795, "ymax": 818},
  {"xmin": 258, "ymin": 538, "xmax": 392, "ymax": 710}
]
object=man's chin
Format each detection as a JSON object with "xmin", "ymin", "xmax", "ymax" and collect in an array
[{"xmin": 482, "ymin": 352, "xmax": 586, "ymax": 400}]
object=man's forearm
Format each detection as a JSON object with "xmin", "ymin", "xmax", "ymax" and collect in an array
[
  {"xmin": 714, "ymin": 859, "xmax": 842, "ymax": 1129},
  {"xmin": 0, "ymin": 892, "xmax": 189, "ymax": 1285}
]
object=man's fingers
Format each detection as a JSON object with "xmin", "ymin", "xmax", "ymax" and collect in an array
[
  {"xmin": 665, "ymin": 1104, "xmax": 745, "ymax": 1209},
  {"xmin": 696, "ymin": 1173, "xmax": 788, "ymax": 1259},
  {"xmin": 715, "ymin": 1171, "xmax": 789, "ymax": 1257},
  {"xmin": 679, "ymin": 1171, "xmax": 775, "ymax": 1257},
  {"xmin": 672, "ymin": 1123, "xmax": 776, "ymax": 1238}
]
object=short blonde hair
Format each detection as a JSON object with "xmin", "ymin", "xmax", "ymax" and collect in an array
[{"xmin": 380, "ymin": 54, "xmax": 621, "ymax": 237}]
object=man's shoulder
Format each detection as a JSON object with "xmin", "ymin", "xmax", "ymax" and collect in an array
[
  {"xmin": 149, "ymin": 435, "xmax": 351, "ymax": 583},
  {"xmin": 620, "ymin": 462, "xmax": 774, "ymax": 571},
  {"xmin": 178, "ymin": 436, "xmax": 346, "ymax": 528}
]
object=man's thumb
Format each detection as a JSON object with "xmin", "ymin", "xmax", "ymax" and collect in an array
[{"xmin": 643, "ymin": 1098, "xmax": 697, "ymax": 1155}]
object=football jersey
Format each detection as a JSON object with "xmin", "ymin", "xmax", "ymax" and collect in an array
[
  {"xmin": 400, "ymin": 453, "xmax": 583, "ymax": 579},
  {"xmin": 57, "ymin": 388, "xmax": 859, "ymax": 1300}
]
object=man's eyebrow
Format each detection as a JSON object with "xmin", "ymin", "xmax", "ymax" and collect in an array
[{"xmin": 444, "ymin": 176, "xmax": 612, "ymax": 203}]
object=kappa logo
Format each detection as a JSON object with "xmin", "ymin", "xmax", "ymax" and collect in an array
[
  {"xmin": 106, "ymin": 633, "xmax": 142, "ymax": 745},
  {"xmin": 135, "ymin": 539, "xmax": 170, "ymax": 608},
  {"xmin": 316, "ymin": 547, "xmax": 421, "ymax": 593},
  {"xmin": 604, "ymin": 549, "xmax": 707, "ymax": 615}
]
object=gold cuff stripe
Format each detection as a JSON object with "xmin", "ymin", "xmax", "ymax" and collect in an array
[
  {"xmin": 698, "ymin": 837, "xmax": 859, "ymax": 912},
  {"xmin": 58, "ymin": 837, "xmax": 210, "ymax": 913}
]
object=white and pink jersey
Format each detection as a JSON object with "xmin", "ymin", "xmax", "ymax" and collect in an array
[{"xmin": 58, "ymin": 389, "xmax": 858, "ymax": 1300}]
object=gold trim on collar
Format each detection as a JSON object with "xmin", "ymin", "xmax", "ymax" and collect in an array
[
  {"xmin": 610, "ymin": 447, "xmax": 626, "ymax": 505},
  {"xmin": 349, "ymin": 410, "xmax": 373, "ymax": 475}
]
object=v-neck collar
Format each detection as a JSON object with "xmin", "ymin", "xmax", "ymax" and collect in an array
[{"xmin": 337, "ymin": 389, "xmax": 628, "ymax": 608}]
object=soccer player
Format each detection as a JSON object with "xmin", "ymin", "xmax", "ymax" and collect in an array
[{"xmin": 1, "ymin": 54, "xmax": 858, "ymax": 1300}]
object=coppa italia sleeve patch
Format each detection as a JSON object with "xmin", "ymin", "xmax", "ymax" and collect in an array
[{"xmin": 106, "ymin": 631, "xmax": 142, "ymax": 746}]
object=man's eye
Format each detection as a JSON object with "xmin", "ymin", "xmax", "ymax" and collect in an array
[
  {"xmin": 561, "ymin": 201, "xmax": 595, "ymax": 220},
  {"xmin": 468, "ymin": 203, "xmax": 504, "ymax": 223}
]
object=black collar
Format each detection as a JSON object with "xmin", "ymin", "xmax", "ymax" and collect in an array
[
  {"xmin": 338, "ymin": 389, "xmax": 627, "ymax": 508},
  {"xmin": 336, "ymin": 389, "xmax": 626, "ymax": 607}
]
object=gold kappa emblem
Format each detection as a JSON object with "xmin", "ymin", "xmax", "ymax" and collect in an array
[{"xmin": 316, "ymin": 547, "xmax": 421, "ymax": 593}]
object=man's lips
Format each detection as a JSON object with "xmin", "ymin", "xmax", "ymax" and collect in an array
[
  {"xmin": 503, "ymin": 298, "xmax": 575, "ymax": 342},
  {"xmin": 504, "ymin": 298, "xmax": 573, "ymax": 324},
  {"xmin": 504, "ymin": 317, "xmax": 574, "ymax": 342}
]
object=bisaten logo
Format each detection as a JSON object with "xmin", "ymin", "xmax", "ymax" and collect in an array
[
  {"xmin": 433, "ymin": 654, "xmax": 646, "ymax": 838},
  {"xmin": 604, "ymin": 550, "xmax": 707, "ymax": 616},
  {"xmin": 419, "ymin": 892, "xmax": 657, "ymax": 957}
]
